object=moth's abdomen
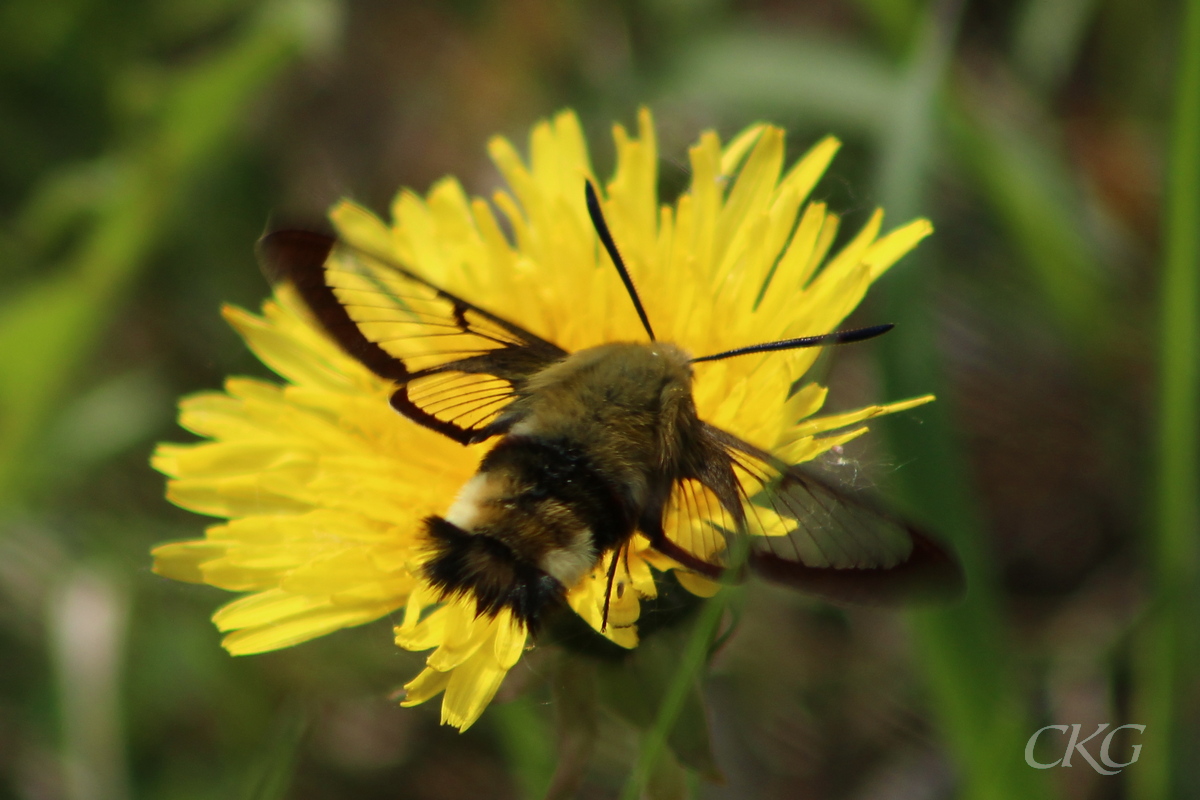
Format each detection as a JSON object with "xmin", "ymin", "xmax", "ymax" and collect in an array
[
  {"xmin": 421, "ymin": 435, "xmax": 637, "ymax": 630},
  {"xmin": 422, "ymin": 516, "xmax": 566, "ymax": 629}
]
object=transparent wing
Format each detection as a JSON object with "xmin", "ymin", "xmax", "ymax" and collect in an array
[
  {"xmin": 657, "ymin": 424, "xmax": 964, "ymax": 605},
  {"xmin": 660, "ymin": 478, "xmax": 739, "ymax": 570},
  {"xmin": 259, "ymin": 230, "xmax": 568, "ymax": 444}
]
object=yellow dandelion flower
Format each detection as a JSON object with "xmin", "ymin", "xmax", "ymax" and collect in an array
[{"xmin": 153, "ymin": 108, "xmax": 938, "ymax": 731}]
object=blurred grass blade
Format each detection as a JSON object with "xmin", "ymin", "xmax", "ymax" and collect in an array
[
  {"xmin": 874, "ymin": 2, "xmax": 1056, "ymax": 799},
  {"xmin": 0, "ymin": 0, "xmax": 331, "ymax": 508},
  {"xmin": 945, "ymin": 90, "xmax": 1113, "ymax": 357},
  {"xmin": 644, "ymin": 749, "xmax": 688, "ymax": 800},
  {"xmin": 12, "ymin": 161, "xmax": 119, "ymax": 253},
  {"xmin": 1013, "ymin": 0, "xmax": 1099, "ymax": 93},
  {"xmin": 1133, "ymin": 0, "xmax": 1200, "ymax": 797},
  {"xmin": 41, "ymin": 369, "xmax": 171, "ymax": 482},
  {"xmin": 50, "ymin": 569, "xmax": 129, "ymax": 800},
  {"xmin": 618, "ymin": 590, "xmax": 729, "ymax": 800},
  {"xmin": 243, "ymin": 704, "xmax": 308, "ymax": 800},
  {"xmin": 545, "ymin": 655, "xmax": 601, "ymax": 800},
  {"xmin": 597, "ymin": 624, "xmax": 720, "ymax": 781},
  {"xmin": 663, "ymin": 32, "xmax": 897, "ymax": 136},
  {"xmin": 490, "ymin": 696, "xmax": 556, "ymax": 800},
  {"xmin": 853, "ymin": 0, "xmax": 922, "ymax": 52}
]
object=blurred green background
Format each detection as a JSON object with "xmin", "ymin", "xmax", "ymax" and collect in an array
[{"xmin": 1, "ymin": 0, "xmax": 1196, "ymax": 798}]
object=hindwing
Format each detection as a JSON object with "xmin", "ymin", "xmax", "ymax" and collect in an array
[{"xmin": 655, "ymin": 423, "xmax": 964, "ymax": 605}]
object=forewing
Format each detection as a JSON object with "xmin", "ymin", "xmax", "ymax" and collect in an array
[
  {"xmin": 258, "ymin": 230, "xmax": 568, "ymax": 443},
  {"xmin": 665, "ymin": 424, "xmax": 964, "ymax": 605}
]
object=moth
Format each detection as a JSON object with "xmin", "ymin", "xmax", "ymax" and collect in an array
[{"xmin": 259, "ymin": 183, "xmax": 963, "ymax": 633}]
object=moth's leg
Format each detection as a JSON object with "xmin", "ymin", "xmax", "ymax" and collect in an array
[
  {"xmin": 600, "ymin": 547, "xmax": 621, "ymax": 633},
  {"xmin": 639, "ymin": 515, "xmax": 725, "ymax": 579}
]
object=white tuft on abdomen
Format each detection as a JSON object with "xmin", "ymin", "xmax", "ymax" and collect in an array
[{"xmin": 539, "ymin": 527, "xmax": 597, "ymax": 588}]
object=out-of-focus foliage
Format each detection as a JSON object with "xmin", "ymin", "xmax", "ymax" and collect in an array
[{"xmin": 0, "ymin": 1, "xmax": 1194, "ymax": 799}]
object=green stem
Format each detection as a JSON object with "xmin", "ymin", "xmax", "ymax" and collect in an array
[
  {"xmin": 619, "ymin": 591, "xmax": 727, "ymax": 800},
  {"xmin": 1134, "ymin": 0, "xmax": 1200, "ymax": 797}
]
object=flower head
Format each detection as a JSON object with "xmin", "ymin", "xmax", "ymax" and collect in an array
[{"xmin": 153, "ymin": 108, "xmax": 933, "ymax": 730}]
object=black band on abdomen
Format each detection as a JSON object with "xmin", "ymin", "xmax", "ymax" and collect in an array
[
  {"xmin": 479, "ymin": 435, "xmax": 636, "ymax": 552},
  {"xmin": 422, "ymin": 515, "xmax": 565, "ymax": 631}
]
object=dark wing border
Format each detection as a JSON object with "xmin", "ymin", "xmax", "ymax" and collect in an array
[
  {"xmin": 258, "ymin": 229, "xmax": 569, "ymax": 444},
  {"xmin": 679, "ymin": 423, "xmax": 964, "ymax": 605}
]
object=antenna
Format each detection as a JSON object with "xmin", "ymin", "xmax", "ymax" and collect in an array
[
  {"xmin": 585, "ymin": 181, "xmax": 656, "ymax": 342},
  {"xmin": 690, "ymin": 324, "xmax": 894, "ymax": 364}
]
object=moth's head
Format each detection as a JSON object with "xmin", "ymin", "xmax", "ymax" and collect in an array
[
  {"xmin": 644, "ymin": 342, "xmax": 696, "ymax": 405},
  {"xmin": 529, "ymin": 341, "xmax": 692, "ymax": 396},
  {"xmin": 645, "ymin": 341, "xmax": 693, "ymax": 373}
]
